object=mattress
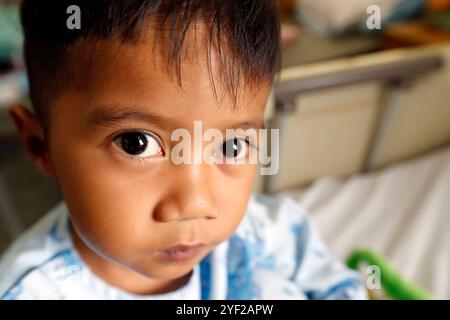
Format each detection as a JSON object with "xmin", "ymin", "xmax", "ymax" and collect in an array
[{"xmin": 281, "ymin": 146, "xmax": 450, "ymax": 299}]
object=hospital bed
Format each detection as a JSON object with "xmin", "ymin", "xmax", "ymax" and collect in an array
[{"xmin": 259, "ymin": 43, "xmax": 450, "ymax": 299}]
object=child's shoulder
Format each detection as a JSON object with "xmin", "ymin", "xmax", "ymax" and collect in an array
[
  {"xmin": 234, "ymin": 193, "xmax": 310, "ymax": 245},
  {"xmin": 0, "ymin": 203, "xmax": 72, "ymax": 299},
  {"xmin": 229, "ymin": 194, "xmax": 313, "ymax": 277},
  {"xmin": 228, "ymin": 194, "xmax": 367, "ymax": 299}
]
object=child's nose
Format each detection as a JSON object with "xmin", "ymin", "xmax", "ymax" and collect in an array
[{"xmin": 153, "ymin": 164, "xmax": 219, "ymax": 223}]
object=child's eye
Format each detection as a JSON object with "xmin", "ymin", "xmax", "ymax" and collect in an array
[
  {"xmin": 220, "ymin": 137, "xmax": 249, "ymax": 160},
  {"xmin": 113, "ymin": 131, "xmax": 163, "ymax": 158}
]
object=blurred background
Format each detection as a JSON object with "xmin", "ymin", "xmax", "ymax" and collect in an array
[{"xmin": 0, "ymin": 0, "xmax": 449, "ymax": 299}]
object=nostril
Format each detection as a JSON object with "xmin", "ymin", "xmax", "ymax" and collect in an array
[
  {"xmin": 206, "ymin": 210, "xmax": 219, "ymax": 220},
  {"xmin": 153, "ymin": 195, "xmax": 219, "ymax": 222}
]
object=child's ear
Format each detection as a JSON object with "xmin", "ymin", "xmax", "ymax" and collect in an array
[{"xmin": 9, "ymin": 105, "xmax": 55, "ymax": 179}]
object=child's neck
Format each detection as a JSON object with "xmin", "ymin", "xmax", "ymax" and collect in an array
[{"xmin": 69, "ymin": 224, "xmax": 192, "ymax": 296}]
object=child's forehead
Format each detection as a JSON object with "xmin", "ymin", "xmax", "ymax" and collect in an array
[
  {"xmin": 54, "ymin": 36, "xmax": 270, "ymax": 134},
  {"xmin": 70, "ymin": 22, "xmax": 220, "ymax": 84},
  {"xmin": 67, "ymin": 32, "xmax": 270, "ymax": 114}
]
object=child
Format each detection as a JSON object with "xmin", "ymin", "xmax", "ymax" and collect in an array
[{"xmin": 0, "ymin": 0, "xmax": 366, "ymax": 300}]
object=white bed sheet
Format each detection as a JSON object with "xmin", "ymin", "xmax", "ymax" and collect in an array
[{"xmin": 281, "ymin": 146, "xmax": 450, "ymax": 299}]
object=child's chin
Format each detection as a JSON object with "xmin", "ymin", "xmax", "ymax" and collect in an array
[{"xmin": 137, "ymin": 261, "xmax": 197, "ymax": 281}]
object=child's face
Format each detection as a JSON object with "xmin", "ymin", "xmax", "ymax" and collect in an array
[{"xmin": 34, "ymin": 34, "xmax": 270, "ymax": 289}]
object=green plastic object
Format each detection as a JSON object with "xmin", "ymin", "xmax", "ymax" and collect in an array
[{"xmin": 347, "ymin": 249, "xmax": 434, "ymax": 300}]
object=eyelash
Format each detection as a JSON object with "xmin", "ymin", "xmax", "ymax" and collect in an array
[
  {"xmin": 109, "ymin": 129, "xmax": 166, "ymax": 164},
  {"xmin": 108, "ymin": 130, "xmax": 258, "ymax": 164}
]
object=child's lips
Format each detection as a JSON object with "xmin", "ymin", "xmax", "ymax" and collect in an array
[{"xmin": 156, "ymin": 244, "xmax": 206, "ymax": 263}]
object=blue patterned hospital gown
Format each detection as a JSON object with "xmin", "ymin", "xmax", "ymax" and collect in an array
[{"xmin": 0, "ymin": 194, "xmax": 367, "ymax": 300}]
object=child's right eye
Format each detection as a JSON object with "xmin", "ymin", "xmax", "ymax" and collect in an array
[
  {"xmin": 113, "ymin": 131, "xmax": 163, "ymax": 158},
  {"xmin": 220, "ymin": 137, "xmax": 249, "ymax": 160}
]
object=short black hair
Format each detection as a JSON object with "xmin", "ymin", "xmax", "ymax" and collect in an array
[{"xmin": 20, "ymin": 0, "xmax": 281, "ymax": 123}]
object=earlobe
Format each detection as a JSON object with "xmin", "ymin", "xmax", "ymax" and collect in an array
[{"xmin": 9, "ymin": 105, "xmax": 55, "ymax": 179}]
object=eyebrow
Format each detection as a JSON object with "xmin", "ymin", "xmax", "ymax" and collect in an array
[
  {"xmin": 230, "ymin": 121, "xmax": 265, "ymax": 130},
  {"xmin": 85, "ymin": 105, "xmax": 265, "ymax": 131},
  {"xmin": 85, "ymin": 105, "xmax": 180, "ymax": 130}
]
